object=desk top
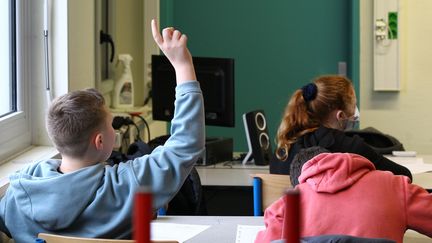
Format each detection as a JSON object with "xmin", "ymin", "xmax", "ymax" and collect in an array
[
  {"xmin": 154, "ymin": 216, "xmax": 429, "ymax": 243},
  {"xmin": 154, "ymin": 216, "xmax": 263, "ymax": 243},
  {"xmin": 196, "ymin": 161, "xmax": 268, "ymax": 186}
]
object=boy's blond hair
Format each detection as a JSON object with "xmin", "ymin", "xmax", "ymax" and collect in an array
[{"xmin": 46, "ymin": 88, "xmax": 107, "ymax": 158}]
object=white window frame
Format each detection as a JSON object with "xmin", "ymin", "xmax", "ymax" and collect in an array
[{"xmin": 0, "ymin": 0, "xmax": 31, "ymax": 163}]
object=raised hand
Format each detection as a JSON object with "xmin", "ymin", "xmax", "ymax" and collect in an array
[{"xmin": 151, "ymin": 19, "xmax": 196, "ymax": 83}]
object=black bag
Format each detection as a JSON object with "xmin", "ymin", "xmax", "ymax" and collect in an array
[
  {"xmin": 148, "ymin": 135, "xmax": 207, "ymax": 215},
  {"xmin": 345, "ymin": 127, "xmax": 404, "ymax": 155},
  {"xmin": 107, "ymin": 140, "xmax": 151, "ymax": 166}
]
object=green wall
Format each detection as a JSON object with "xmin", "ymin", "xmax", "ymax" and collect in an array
[{"xmin": 160, "ymin": 0, "xmax": 359, "ymax": 152}]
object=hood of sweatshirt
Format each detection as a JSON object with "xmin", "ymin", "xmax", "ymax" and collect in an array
[
  {"xmin": 8, "ymin": 159, "xmax": 105, "ymax": 230},
  {"xmin": 298, "ymin": 152, "xmax": 376, "ymax": 193}
]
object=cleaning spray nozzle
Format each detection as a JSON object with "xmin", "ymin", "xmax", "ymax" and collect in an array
[{"xmin": 118, "ymin": 54, "xmax": 133, "ymax": 67}]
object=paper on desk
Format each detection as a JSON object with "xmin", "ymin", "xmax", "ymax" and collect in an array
[
  {"xmin": 236, "ymin": 225, "xmax": 265, "ymax": 243},
  {"xmin": 151, "ymin": 222, "xmax": 210, "ymax": 243},
  {"xmin": 404, "ymin": 229, "xmax": 431, "ymax": 243},
  {"xmin": 388, "ymin": 157, "xmax": 432, "ymax": 174}
]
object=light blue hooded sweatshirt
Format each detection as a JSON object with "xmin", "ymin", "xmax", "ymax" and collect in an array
[{"xmin": 0, "ymin": 81, "xmax": 205, "ymax": 243}]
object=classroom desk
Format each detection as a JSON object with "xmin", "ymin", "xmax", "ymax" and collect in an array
[
  {"xmin": 196, "ymin": 156, "xmax": 432, "ymax": 189},
  {"xmin": 154, "ymin": 216, "xmax": 263, "ymax": 243},
  {"xmin": 385, "ymin": 154, "xmax": 432, "ymax": 191},
  {"xmin": 154, "ymin": 216, "xmax": 430, "ymax": 243},
  {"xmin": 196, "ymin": 155, "xmax": 432, "ymax": 216},
  {"xmin": 196, "ymin": 156, "xmax": 432, "ymax": 215},
  {"xmin": 196, "ymin": 161, "xmax": 268, "ymax": 186},
  {"xmin": 195, "ymin": 161, "xmax": 268, "ymax": 215}
]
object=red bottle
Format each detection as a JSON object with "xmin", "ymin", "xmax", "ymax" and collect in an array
[{"xmin": 134, "ymin": 187, "xmax": 153, "ymax": 243}]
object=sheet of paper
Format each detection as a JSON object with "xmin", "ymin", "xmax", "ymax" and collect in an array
[
  {"xmin": 235, "ymin": 225, "xmax": 265, "ymax": 243},
  {"xmin": 151, "ymin": 222, "xmax": 210, "ymax": 243},
  {"xmin": 404, "ymin": 230, "xmax": 431, "ymax": 243},
  {"xmin": 386, "ymin": 156, "xmax": 424, "ymax": 165},
  {"xmin": 386, "ymin": 156, "xmax": 432, "ymax": 174},
  {"xmin": 404, "ymin": 163, "xmax": 432, "ymax": 174}
]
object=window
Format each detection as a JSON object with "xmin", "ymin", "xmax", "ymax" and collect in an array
[
  {"xmin": 0, "ymin": 0, "xmax": 16, "ymax": 118},
  {"xmin": 0, "ymin": 0, "xmax": 31, "ymax": 163}
]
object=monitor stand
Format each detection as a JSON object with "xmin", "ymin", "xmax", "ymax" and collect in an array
[{"xmin": 242, "ymin": 151, "xmax": 254, "ymax": 165}]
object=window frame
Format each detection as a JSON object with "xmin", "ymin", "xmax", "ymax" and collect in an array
[{"xmin": 0, "ymin": 0, "xmax": 31, "ymax": 163}]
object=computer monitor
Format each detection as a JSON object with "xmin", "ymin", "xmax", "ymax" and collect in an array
[{"xmin": 151, "ymin": 55, "xmax": 235, "ymax": 127}]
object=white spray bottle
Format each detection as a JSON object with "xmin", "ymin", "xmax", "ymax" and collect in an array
[{"xmin": 112, "ymin": 54, "xmax": 134, "ymax": 108}]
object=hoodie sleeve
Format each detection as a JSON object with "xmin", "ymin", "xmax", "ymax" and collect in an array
[
  {"xmin": 255, "ymin": 197, "xmax": 285, "ymax": 243},
  {"xmin": 404, "ymin": 177, "xmax": 432, "ymax": 237},
  {"xmin": 0, "ymin": 197, "xmax": 11, "ymax": 237},
  {"xmin": 130, "ymin": 81, "xmax": 205, "ymax": 209}
]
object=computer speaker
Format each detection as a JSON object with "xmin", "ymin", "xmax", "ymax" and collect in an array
[{"xmin": 242, "ymin": 110, "xmax": 272, "ymax": 165}]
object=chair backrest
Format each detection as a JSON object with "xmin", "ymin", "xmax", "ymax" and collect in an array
[
  {"xmin": 149, "ymin": 135, "xmax": 206, "ymax": 216},
  {"xmin": 37, "ymin": 233, "xmax": 178, "ymax": 243},
  {"xmin": 251, "ymin": 173, "xmax": 292, "ymax": 216}
]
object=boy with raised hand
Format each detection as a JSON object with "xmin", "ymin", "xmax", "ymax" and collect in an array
[{"xmin": 0, "ymin": 19, "xmax": 204, "ymax": 242}]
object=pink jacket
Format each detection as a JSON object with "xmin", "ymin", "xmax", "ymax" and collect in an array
[{"xmin": 255, "ymin": 153, "xmax": 432, "ymax": 243}]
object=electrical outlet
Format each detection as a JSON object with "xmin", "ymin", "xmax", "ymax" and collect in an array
[{"xmin": 374, "ymin": 0, "xmax": 400, "ymax": 91}]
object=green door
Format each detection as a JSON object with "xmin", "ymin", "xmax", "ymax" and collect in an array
[{"xmin": 160, "ymin": 0, "xmax": 359, "ymax": 152}]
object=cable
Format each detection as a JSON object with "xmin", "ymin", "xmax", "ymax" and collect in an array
[
  {"xmin": 132, "ymin": 123, "xmax": 142, "ymax": 141},
  {"xmin": 123, "ymin": 117, "xmax": 142, "ymax": 142},
  {"xmin": 130, "ymin": 113, "xmax": 151, "ymax": 143},
  {"xmin": 112, "ymin": 116, "xmax": 143, "ymax": 144}
]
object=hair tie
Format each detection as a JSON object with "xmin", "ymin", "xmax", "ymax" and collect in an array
[{"xmin": 301, "ymin": 83, "xmax": 317, "ymax": 102}]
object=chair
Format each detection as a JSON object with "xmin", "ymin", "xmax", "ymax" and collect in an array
[
  {"xmin": 37, "ymin": 233, "xmax": 178, "ymax": 243},
  {"xmin": 251, "ymin": 173, "xmax": 292, "ymax": 216},
  {"xmin": 149, "ymin": 135, "xmax": 207, "ymax": 216}
]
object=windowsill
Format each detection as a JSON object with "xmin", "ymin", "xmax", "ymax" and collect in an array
[{"xmin": 0, "ymin": 146, "xmax": 59, "ymax": 194}]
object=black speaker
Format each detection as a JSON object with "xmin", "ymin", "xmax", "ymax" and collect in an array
[{"xmin": 242, "ymin": 110, "xmax": 272, "ymax": 165}]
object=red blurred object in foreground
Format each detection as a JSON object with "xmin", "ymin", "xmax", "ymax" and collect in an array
[
  {"xmin": 134, "ymin": 187, "xmax": 152, "ymax": 243},
  {"xmin": 282, "ymin": 189, "xmax": 300, "ymax": 243}
]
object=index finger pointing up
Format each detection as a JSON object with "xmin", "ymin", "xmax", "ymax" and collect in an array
[{"xmin": 151, "ymin": 19, "xmax": 163, "ymax": 46}]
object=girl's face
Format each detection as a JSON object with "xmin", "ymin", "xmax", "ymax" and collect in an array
[
  {"xmin": 345, "ymin": 86, "xmax": 357, "ymax": 117},
  {"xmin": 338, "ymin": 88, "xmax": 359, "ymax": 131}
]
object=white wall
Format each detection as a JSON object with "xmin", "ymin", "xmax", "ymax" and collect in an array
[
  {"xmin": 68, "ymin": 0, "xmax": 96, "ymax": 91},
  {"xmin": 113, "ymin": 0, "xmax": 145, "ymax": 106},
  {"xmin": 360, "ymin": 0, "xmax": 432, "ymax": 153}
]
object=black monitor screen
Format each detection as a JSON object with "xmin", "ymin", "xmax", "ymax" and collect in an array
[{"xmin": 151, "ymin": 55, "xmax": 235, "ymax": 127}]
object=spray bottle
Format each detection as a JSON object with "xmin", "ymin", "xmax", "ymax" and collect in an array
[{"xmin": 112, "ymin": 54, "xmax": 134, "ymax": 108}]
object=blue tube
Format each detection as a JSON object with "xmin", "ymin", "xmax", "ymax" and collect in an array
[
  {"xmin": 158, "ymin": 207, "xmax": 167, "ymax": 216},
  {"xmin": 253, "ymin": 177, "xmax": 263, "ymax": 216}
]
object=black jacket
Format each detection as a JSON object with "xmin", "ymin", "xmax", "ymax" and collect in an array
[{"xmin": 269, "ymin": 126, "xmax": 413, "ymax": 181}]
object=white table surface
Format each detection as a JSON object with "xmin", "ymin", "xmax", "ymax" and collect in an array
[
  {"xmin": 386, "ymin": 154, "xmax": 432, "ymax": 190},
  {"xmin": 154, "ymin": 216, "xmax": 429, "ymax": 243},
  {"xmin": 154, "ymin": 216, "xmax": 263, "ymax": 243}
]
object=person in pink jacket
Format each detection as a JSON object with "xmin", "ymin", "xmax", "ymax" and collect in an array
[{"xmin": 255, "ymin": 147, "xmax": 432, "ymax": 243}]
